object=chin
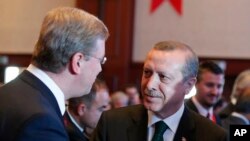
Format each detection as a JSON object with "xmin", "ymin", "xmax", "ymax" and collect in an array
[{"xmin": 144, "ymin": 102, "xmax": 162, "ymax": 112}]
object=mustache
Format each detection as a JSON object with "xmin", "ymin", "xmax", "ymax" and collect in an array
[{"xmin": 144, "ymin": 89, "xmax": 162, "ymax": 98}]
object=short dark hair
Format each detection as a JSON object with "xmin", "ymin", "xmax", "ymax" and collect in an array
[
  {"xmin": 197, "ymin": 61, "xmax": 224, "ymax": 82},
  {"xmin": 68, "ymin": 79, "xmax": 108, "ymax": 111}
]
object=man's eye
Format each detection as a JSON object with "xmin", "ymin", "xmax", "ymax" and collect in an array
[
  {"xmin": 159, "ymin": 74, "xmax": 166, "ymax": 79},
  {"xmin": 143, "ymin": 70, "xmax": 152, "ymax": 77},
  {"xmin": 159, "ymin": 74, "xmax": 170, "ymax": 82},
  {"xmin": 205, "ymin": 83, "xmax": 214, "ymax": 88}
]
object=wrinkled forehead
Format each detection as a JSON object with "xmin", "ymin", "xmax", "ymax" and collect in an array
[
  {"xmin": 145, "ymin": 49, "xmax": 187, "ymax": 65},
  {"xmin": 144, "ymin": 49, "xmax": 187, "ymax": 74}
]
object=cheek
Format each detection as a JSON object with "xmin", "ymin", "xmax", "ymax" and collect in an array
[
  {"xmin": 219, "ymin": 88, "xmax": 224, "ymax": 94},
  {"xmin": 159, "ymin": 84, "xmax": 184, "ymax": 103},
  {"xmin": 141, "ymin": 78, "xmax": 146, "ymax": 88},
  {"xmin": 197, "ymin": 85, "xmax": 208, "ymax": 94},
  {"xmin": 159, "ymin": 84, "xmax": 171, "ymax": 100},
  {"xmin": 88, "ymin": 63, "xmax": 101, "ymax": 76}
]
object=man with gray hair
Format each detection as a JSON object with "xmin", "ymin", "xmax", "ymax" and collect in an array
[
  {"xmin": 92, "ymin": 41, "xmax": 227, "ymax": 141},
  {"xmin": 219, "ymin": 69, "xmax": 250, "ymax": 119},
  {"xmin": 0, "ymin": 7, "xmax": 109, "ymax": 141}
]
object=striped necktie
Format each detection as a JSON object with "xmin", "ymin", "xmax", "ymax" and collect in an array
[{"xmin": 152, "ymin": 121, "xmax": 169, "ymax": 141}]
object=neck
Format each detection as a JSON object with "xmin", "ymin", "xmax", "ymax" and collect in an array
[
  {"xmin": 84, "ymin": 127, "xmax": 93, "ymax": 138},
  {"xmin": 45, "ymin": 70, "xmax": 70, "ymax": 100}
]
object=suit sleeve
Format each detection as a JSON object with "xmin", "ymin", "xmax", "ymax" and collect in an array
[
  {"xmin": 91, "ymin": 112, "xmax": 108, "ymax": 141},
  {"xmin": 16, "ymin": 113, "xmax": 68, "ymax": 141}
]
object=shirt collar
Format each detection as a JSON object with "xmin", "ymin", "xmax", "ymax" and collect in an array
[
  {"xmin": 27, "ymin": 64, "xmax": 65, "ymax": 115},
  {"xmin": 232, "ymin": 112, "xmax": 250, "ymax": 125},
  {"xmin": 67, "ymin": 110, "xmax": 84, "ymax": 132},
  {"xmin": 148, "ymin": 103, "xmax": 185, "ymax": 133},
  {"xmin": 192, "ymin": 96, "xmax": 213, "ymax": 117}
]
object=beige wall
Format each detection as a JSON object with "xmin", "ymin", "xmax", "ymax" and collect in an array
[
  {"xmin": 0, "ymin": 0, "xmax": 75, "ymax": 54},
  {"xmin": 133, "ymin": 0, "xmax": 250, "ymax": 61}
]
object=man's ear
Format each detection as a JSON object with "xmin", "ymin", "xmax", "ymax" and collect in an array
[
  {"xmin": 70, "ymin": 52, "xmax": 84, "ymax": 74},
  {"xmin": 77, "ymin": 103, "xmax": 86, "ymax": 116},
  {"xmin": 185, "ymin": 77, "xmax": 197, "ymax": 95}
]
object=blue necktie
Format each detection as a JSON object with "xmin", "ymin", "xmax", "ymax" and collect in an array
[{"xmin": 152, "ymin": 121, "xmax": 169, "ymax": 141}]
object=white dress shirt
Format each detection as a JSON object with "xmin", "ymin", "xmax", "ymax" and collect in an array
[
  {"xmin": 192, "ymin": 96, "xmax": 213, "ymax": 120},
  {"xmin": 66, "ymin": 109, "xmax": 84, "ymax": 132},
  {"xmin": 147, "ymin": 103, "xmax": 185, "ymax": 141},
  {"xmin": 27, "ymin": 64, "xmax": 65, "ymax": 115}
]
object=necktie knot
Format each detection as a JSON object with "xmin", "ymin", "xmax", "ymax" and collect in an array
[
  {"xmin": 206, "ymin": 113, "xmax": 210, "ymax": 119},
  {"xmin": 152, "ymin": 121, "xmax": 168, "ymax": 141}
]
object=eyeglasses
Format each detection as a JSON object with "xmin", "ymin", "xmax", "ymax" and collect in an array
[{"xmin": 87, "ymin": 55, "xmax": 107, "ymax": 65}]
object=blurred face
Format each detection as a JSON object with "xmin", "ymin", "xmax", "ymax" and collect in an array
[
  {"xmin": 141, "ymin": 49, "xmax": 194, "ymax": 118},
  {"xmin": 195, "ymin": 71, "xmax": 224, "ymax": 109},
  {"xmin": 125, "ymin": 87, "xmax": 141, "ymax": 105},
  {"xmin": 112, "ymin": 96, "xmax": 129, "ymax": 108},
  {"xmin": 80, "ymin": 39, "xmax": 105, "ymax": 95},
  {"xmin": 126, "ymin": 87, "xmax": 139, "ymax": 98},
  {"xmin": 80, "ymin": 89, "xmax": 111, "ymax": 131}
]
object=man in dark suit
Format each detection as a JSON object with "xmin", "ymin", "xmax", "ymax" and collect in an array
[
  {"xmin": 64, "ymin": 79, "xmax": 111, "ymax": 141},
  {"xmin": 92, "ymin": 41, "xmax": 227, "ymax": 141},
  {"xmin": 0, "ymin": 7, "xmax": 109, "ymax": 141},
  {"xmin": 185, "ymin": 61, "xmax": 225, "ymax": 125}
]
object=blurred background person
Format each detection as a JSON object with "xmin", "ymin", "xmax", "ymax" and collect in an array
[
  {"xmin": 124, "ymin": 83, "xmax": 141, "ymax": 105},
  {"xmin": 219, "ymin": 69, "xmax": 250, "ymax": 119},
  {"xmin": 110, "ymin": 91, "xmax": 129, "ymax": 108},
  {"xmin": 64, "ymin": 79, "xmax": 111, "ymax": 141},
  {"xmin": 213, "ymin": 97, "xmax": 228, "ymax": 115},
  {"xmin": 186, "ymin": 61, "xmax": 225, "ymax": 125},
  {"xmin": 221, "ymin": 87, "xmax": 250, "ymax": 131}
]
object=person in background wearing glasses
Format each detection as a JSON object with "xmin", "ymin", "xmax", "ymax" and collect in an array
[
  {"xmin": 0, "ymin": 7, "xmax": 109, "ymax": 141},
  {"xmin": 64, "ymin": 79, "xmax": 111, "ymax": 141},
  {"xmin": 92, "ymin": 41, "xmax": 227, "ymax": 141}
]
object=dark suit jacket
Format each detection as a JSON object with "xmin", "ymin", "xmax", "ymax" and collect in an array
[
  {"xmin": 0, "ymin": 70, "xmax": 69, "ymax": 141},
  {"xmin": 221, "ymin": 114, "xmax": 248, "ymax": 131},
  {"xmin": 91, "ymin": 104, "xmax": 227, "ymax": 141},
  {"xmin": 185, "ymin": 98, "xmax": 222, "ymax": 125},
  {"xmin": 64, "ymin": 111, "xmax": 89, "ymax": 141},
  {"xmin": 218, "ymin": 102, "xmax": 235, "ymax": 119}
]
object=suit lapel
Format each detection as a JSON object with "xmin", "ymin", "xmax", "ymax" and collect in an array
[
  {"xmin": 174, "ymin": 107, "xmax": 196, "ymax": 141},
  {"xmin": 19, "ymin": 70, "xmax": 63, "ymax": 122},
  {"xmin": 127, "ymin": 105, "xmax": 148, "ymax": 141},
  {"xmin": 186, "ymin": 99, "xmax": 199, "ymax": 113}
]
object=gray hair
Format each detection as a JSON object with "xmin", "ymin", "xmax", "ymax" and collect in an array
[
  {"xmin": 231, "ymin": 69, "xmax": 250, "ymax": 103},
  {"xmin": 32, "ymin": 7, "xmax": 109, "ymax": 73},
  {"xmin": 153, "ymin": 41, "xmax": 199, "ymax": 81}
]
